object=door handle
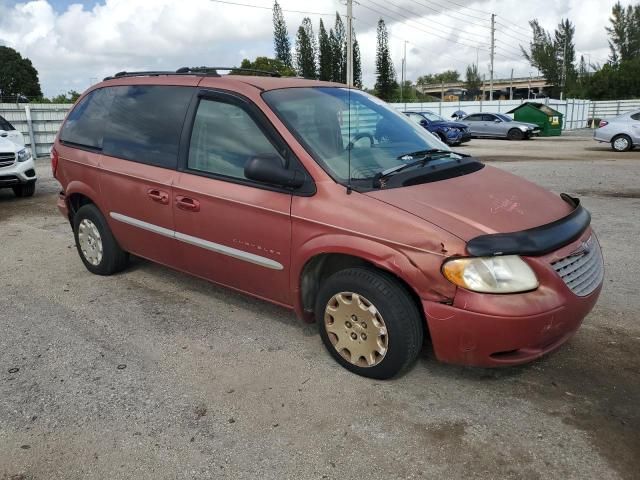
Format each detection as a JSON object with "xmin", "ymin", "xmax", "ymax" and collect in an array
[
  {"xmin": 147, "ymin": 188, "xmax": 169, "ymax": 204},
  {"xmin": 176, "ymin": 195, "xmax": 200, "ymax": 212}
]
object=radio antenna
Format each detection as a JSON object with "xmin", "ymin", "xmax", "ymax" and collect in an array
[{"xmin": 346, "ymin": 0, "xmax": 354, "ymax": 195}]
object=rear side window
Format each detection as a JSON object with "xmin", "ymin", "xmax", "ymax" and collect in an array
[
  {"xmin": 465, "ymin": 114, "xmax": 482, "ymax": 121},
  {"xmin": 0, "ymin": 116, "xmax": 15, "ymax": 131},
  {"xmin": 103, "ymin": 85, "xmax": 193, "ymax": 169},
  {"xmin": 631, "ymin": 112, "xmax": 640, "ymax": 121},
  {"xmin": 60, "ymin": 88, "xmax": 115, "ymax": 149}
]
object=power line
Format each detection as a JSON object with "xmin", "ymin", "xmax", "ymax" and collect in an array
[
  {"xmin": 405, "ymin": 0, "xmax": 492, "ymax": 28},
  {"xmin": 495, "ymin": 21, "xmax": 531, "ymax": 42},
  {"xmin": 208, "ymin": 0, "xmax": 337, "ymax": 17},
  {"xmin": 352, "ymin": 16, "xmax": 471, "ymax": 69},
  {"xmin": 359, "ymin": 0, "xmax": 490, "ymax": 51},
  {"xmin": 381, "ymin": 0, "xmax": 491, "ymax": 44}
]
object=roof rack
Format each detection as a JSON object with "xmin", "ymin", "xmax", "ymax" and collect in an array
[{"xmin": 103, "ymin": 66, "xmax": 281, "ymax": 81}]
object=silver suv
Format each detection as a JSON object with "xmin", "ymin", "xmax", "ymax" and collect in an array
[
  {"xmin": 594, "ymin": 110, "xmax": 640, "ymax": 152},
  {"xmin": 0, "ymin": 115, "xmax": 37, "ymax": 197}
]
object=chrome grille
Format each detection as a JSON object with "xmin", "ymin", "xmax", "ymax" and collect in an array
[
  {"xmin": 0, "ymin": 152, "xmax": 15, "ymax": 167},
  {"xmin": 551, "ymin": 237, "xmax": 604, "ymax": 296}
]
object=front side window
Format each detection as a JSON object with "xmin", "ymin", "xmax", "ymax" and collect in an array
[
  {"xmin": 187, "ymin": 99, "xmax": 283, "ymax": 180},
  {"xmin": 482, "ymin": 114, "xmax": 497, "ymax": 121},
  {"xmin": 60, "ymin": 88, "xmax": 116, "ymax": 149},
  {"xmin": 406, "ymin": 113, "xmax": 426, "ymax": 125},
  {"xmin": 421, "ymin": 111, "xmax": 444, "ymax": 122},
  {"xmin": 263, "ymin": 87, "xmax": 459, "ymax": 184}
]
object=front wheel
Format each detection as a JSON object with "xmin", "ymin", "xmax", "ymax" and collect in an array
[
  {"xmin": 315, "ymin": 267, "xmax": 424, "ymax": 379},
  {"xmin": 12, "ymin": 181, "xmax": 35, "ymax": 197},
  {"xmin": 73, "ymin": 204, "xmax": 129, "ymax": 275},
  {"xmin": 507, "ymin": 128, "xmax": 525, "ymax": 140},
  {"xmin": 611, "ymin": 134, "xmax": 632, "ymax": 152}
]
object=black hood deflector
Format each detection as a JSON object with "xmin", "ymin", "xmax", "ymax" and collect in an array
[{"xmin": 466, "ymin": 194, "xmax": 591, "ymax": 257}]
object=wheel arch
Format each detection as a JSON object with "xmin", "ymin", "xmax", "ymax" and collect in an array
[
  {"xmin": 293, "ymin": 235, "xmax": 447, "ymax": 326},
  {"xmin": 65, "ymin": 181, "xmax": 104, "ymax": 222}
]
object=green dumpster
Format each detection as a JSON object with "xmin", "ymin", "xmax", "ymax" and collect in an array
[{"xmin": 506, "ymin": 102, "xmax": 563, "ymax": 136}]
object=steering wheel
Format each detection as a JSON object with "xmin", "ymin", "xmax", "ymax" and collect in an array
[{"xmin": 347, "ymin": 132, "xmax": 375, "ymax": 150}]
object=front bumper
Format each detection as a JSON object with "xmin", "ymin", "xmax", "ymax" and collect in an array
[
  {"xmin": 422, "ymin": 230, "xmax": 603, "ymax": 367},
  {"xmin": 0, "ymin": 156, "xmax": 37, "ymax": 187}
]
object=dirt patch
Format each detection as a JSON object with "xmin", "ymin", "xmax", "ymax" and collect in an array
[{"xmin": 572, "ymin": 189, "xmax": 640, "ymax": 199}]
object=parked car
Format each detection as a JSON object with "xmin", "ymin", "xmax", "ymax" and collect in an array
[
  {"xmin": 52, "ymin": 69, "xmax": 603, "ymax": 379},
  {"xmin": 461, "ymin": 113, "xmax": 540, "ymax": 140},
  {"xmin": 0, "ymin": 115, "xmax": 37, "ymax": 197},
  {"xmin": 403, "ymin": 111, "xmax": 471, "ymax": 146},
  {"xmin": 593, "ymin": 110, "xmax": 640, "ymax": 152}
]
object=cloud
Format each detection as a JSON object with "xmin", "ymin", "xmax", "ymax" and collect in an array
[{"xmin": 0, "ymin": 0, "xmax": 632, "ymax": 96}]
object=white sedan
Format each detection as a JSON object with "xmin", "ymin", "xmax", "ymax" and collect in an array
[{"xmin": 594, "ymin": 110, "xmax": 640, "ymax": 152}]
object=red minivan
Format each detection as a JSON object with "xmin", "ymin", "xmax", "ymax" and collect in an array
[{"xmin": 53, "ymin": 68, "xmax": 603, "ymax": 379}]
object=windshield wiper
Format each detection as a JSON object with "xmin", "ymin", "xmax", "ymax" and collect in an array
[{"xmin": 372, "ymin": 149, "xmax": 453, "ymax": 188}]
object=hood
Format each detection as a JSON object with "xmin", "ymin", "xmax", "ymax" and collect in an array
[
  {"xmin": 365, "ymin": 164, "xmax": 573, "ymax": 242},
  {"xmin": 0, "ymin": 136, "xmax": 20, "ymax": 153}
]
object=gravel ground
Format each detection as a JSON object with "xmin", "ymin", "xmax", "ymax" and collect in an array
[{"xmin": 1, "ymin": 135, "xmax": 639, "ymax": 480}]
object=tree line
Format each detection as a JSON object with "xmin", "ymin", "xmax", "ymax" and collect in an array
[{"xmin": 417, "ymin": 1, "xmax": 640, "ymax": 100}]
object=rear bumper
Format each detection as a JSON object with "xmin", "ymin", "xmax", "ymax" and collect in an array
[{"xmin": 57, "ymin": 191, "xmax": 69, "ymax": 219}]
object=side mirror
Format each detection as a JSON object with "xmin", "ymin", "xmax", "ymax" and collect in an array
[
  {"xmin": 245, "ymin": 156, "xmax": 305, "ymax": 189},
  {"xmin": 494, "ymin": 118, "xmax": 501, "ymax": 123},
  {"xmin": 419, "ymin": 119, "xmax": 429, "ymax": 127},
  {"xmin": 0, "ymin": 130, "xmax": 7, "ymax": 137}
]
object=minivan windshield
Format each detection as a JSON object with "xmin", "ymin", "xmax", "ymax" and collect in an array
[{"xmin": 263, "ymin": 87, "xmax": 461, "ymax": 185}]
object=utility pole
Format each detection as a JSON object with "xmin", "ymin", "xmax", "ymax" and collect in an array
[
  {"xmin": 489, "ymin": 13, "xmax": 495, "ymax": 101},
  {"xmin": 400, "ymin": 40, "xmax": 407, "ymax": 103},
  {"xmin": 346, "ymin": 0, "xmax": 354, "ymax": 87},
  {"xmin": 509, "ymin": 68, "xmax": 514, "ymax": 100}
]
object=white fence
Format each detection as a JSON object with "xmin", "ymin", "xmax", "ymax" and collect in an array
[
  {"xmin": 0, "ymin": 97, "xmax": 624, "ymax": 158},
  {"xmin": 0, "ymin": 103, "xmax": 72, "ymax": 157},
  {"xmin": 589, "ymin": 99, "xmax": 640, "ymax": 119},
  {"xmin": 392, "ymin": 98, "xmax": 593, "ymax": 131}
]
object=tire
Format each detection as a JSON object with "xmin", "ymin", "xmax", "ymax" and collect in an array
[
  {"xmin": 315, "ymin": 267, "xmax": 424, "ymax": 379},
  {"xmin": 12, "ymin": 181, "xmax": 36, "ymax": 197},
  {"xmin": 437, "ymin": 133, "xmax": 452, "ymax": 145},
  {"xmin": 611, "ymin": 134, "xmax": 632, "ymax": 152},
  {"xmin": 507, "ymin": 128, "xmax": 524, "ymax": 140},
  {"xmin": 73, "ymin": 204, "xmax": 129, "ymax": 275}
]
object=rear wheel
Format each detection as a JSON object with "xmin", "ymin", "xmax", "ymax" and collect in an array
[
  {"xmin": 73, "ymin": 204, "xmax": 129, "ymax": 275},
  {"xmin": 611, "ymin": 134, "xmax": 632, "ymax": 152},
  {"xmin": 507, "ymin": 128, "xmax": 524, "ymax": 140},
  {"xmin": 12, "ymin": 181, "xmax": 35, "ymax": 197},
  {"xmin": 315, "ymin": 267, "xmax": 424, "ymax": 379}
]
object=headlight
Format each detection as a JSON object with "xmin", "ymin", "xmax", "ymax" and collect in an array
[
  {"xmin": 17, "ymin": 148, "xmax": 31, "ymax": 162},
  {"xmin": 442, "ymin": 255, "xmax": 539, "ymax": 293}
]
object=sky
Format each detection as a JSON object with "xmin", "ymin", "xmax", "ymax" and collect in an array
[{"xmin": 0, "ymin": 0, "xmax": 635, "ymax": 97}]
